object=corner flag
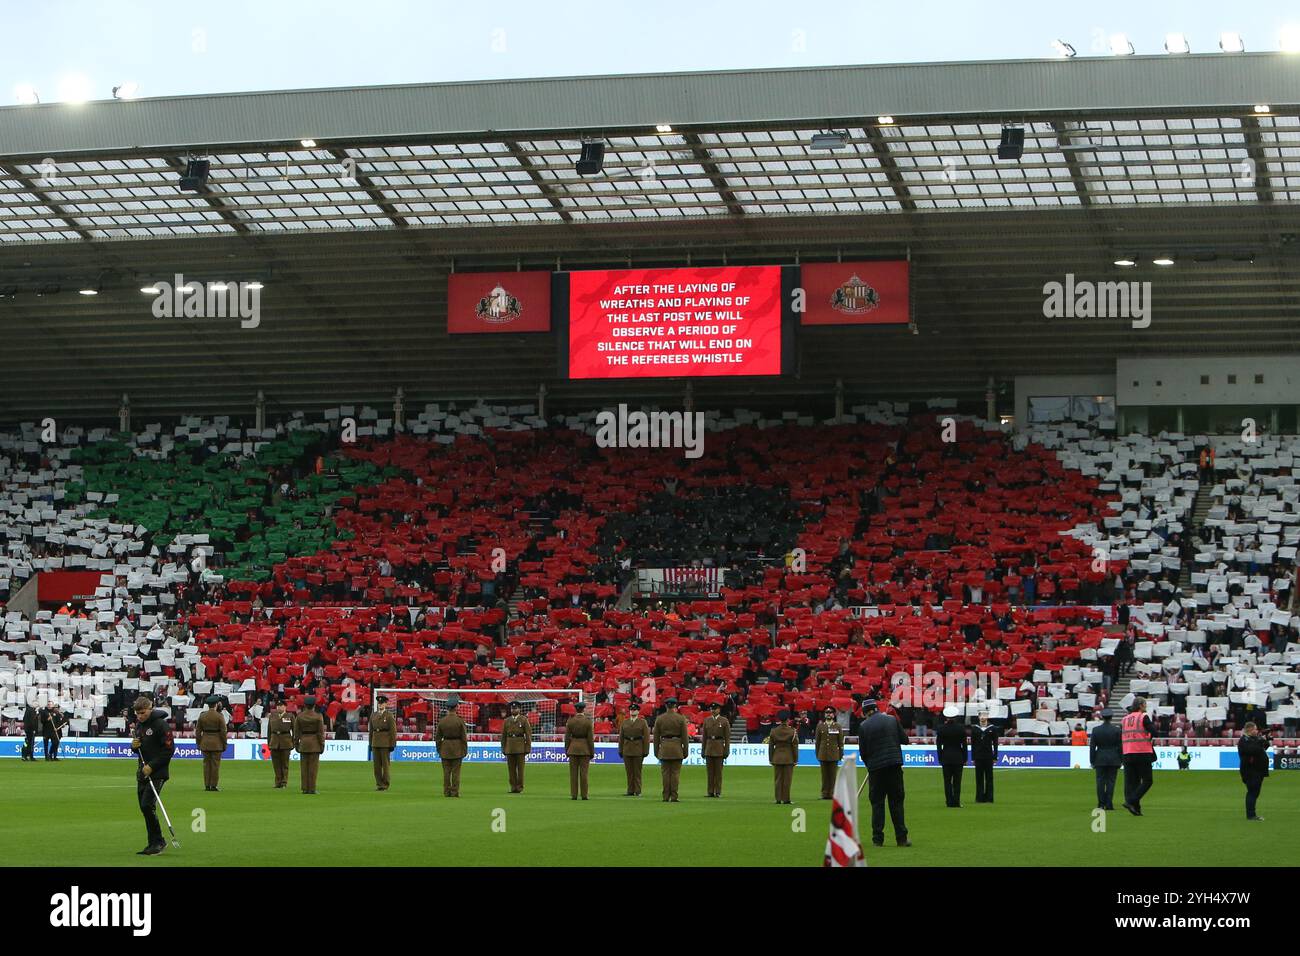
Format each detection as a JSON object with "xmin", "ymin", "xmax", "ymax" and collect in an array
[{"xmin": 823, "ymin": 753, "xmax": 865, "ymax": 867}]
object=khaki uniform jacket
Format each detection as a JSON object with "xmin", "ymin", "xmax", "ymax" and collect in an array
[
  {"xmin": 653, "ymin": 711, "xmax": 689, "ymax": 760},
  {"xmin": 618, "ymin": 717, "xmax": 650, "ymax": 758},
  {"xmin": 267, "ymin": 713, "xmax": 295, "ymax": 751},
  {"xmin": 500, "ymin": 715, "xmax": 533, "ymax": 755},
  {"xmin": 564, "ymin": 715, "xmax": 595, "ymax": 757},
  {"xmin": 196, "ymin": 709, "xmax": 228, "ymax": 753},
  {"xmin": 369, "ymin": 710, "xmax": 397, "ymax": 749},
  {"xmin": 768, "ymin": 725, "xmax": 799, "ymax": 765},
  {"xmin": 701, "ymin": 715, "xmax": 731, "ymax": 758},
  {"xmin": 815, "ymin": 721, "xmax": 844, "ymax": 761},
  {"xmin": 292, "ymin": 711, "xmax": 326, "ymax": 754},
  {"xmin": 435, "ymin": 712, "xmax": 469, "ymax": 759}
]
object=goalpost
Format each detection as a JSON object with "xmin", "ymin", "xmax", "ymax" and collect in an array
[{"xmin": 373, "ymin": 688, "xmax": 586, "ymax": 739}]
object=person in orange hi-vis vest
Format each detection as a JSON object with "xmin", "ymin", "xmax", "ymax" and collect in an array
[
  {"xmin": 1120, "ymin": 698, "xmax": 1156, "ymax": 815},
  {"xmin": 1070, "ymin": 723, "xmax": 1088, "ymax": 746}
]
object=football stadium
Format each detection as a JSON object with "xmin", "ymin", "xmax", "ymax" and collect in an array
[{"xmin": 1, "ymin": 3, "xmax": 1298, "ymax": 925}]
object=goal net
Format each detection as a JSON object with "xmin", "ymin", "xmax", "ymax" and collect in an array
[{"xmin": 373, "ymin": 688, "xmax": 585, "ymax": 740}]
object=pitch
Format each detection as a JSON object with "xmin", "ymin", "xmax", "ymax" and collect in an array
[{"xmin": 2, "ymin": 763, "xmax": 1295, "ymax": 867}]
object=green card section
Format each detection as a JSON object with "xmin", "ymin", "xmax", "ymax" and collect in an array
[{"xmin": 64, "ymin": 432, "xmax": 394, "ymax": 582}]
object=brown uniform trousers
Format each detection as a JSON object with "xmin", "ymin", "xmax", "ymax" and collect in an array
[
  {"xmin": 815, "ymin": 721, "xmax": 845, "ymax": 798},
  {"xmin": 565, "ymin": 714, "xmax": 594, "ymax": 799},
  {"xmin": 500, "ymin": 714, "xmax": 532, "ymax": 793},
  {"xmin": 267, "ymin": 713, "xmax": 294, "ymax": 787},
  {"xmin": 769, "ymin": 725, "xmax": 799, "ymax": 803},
  {"xmin": 701, "ymin": 715, "xmax": 731, "ymax": 797},
  {"xmin": 435, "ymin": 712, "xmax": 468, "ymax": 796},
  {"xmin": 369, "ymin": 710, "xmax": 397, "ymax": 790},
  {"xmin": 654, "ymin": 710, "xmax": 689, "ymax": 802},
  {"xmin": 196, "ymin": 709, "xmax": 227, "ymax": 790},
  {"xmin": 619, "ymin": 716, "xmax": 650, "ymax": 795},
  {"xmin": 293, "ymin": 710, "xmax": 326, "ymax": 793}
]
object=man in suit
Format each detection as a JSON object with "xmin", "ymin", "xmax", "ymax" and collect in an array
[
  {"xmin": 195, "ymin": 695, "xmax": 228, "ymax": 791},
  {"xmin": 701, "ymin": 701, "xmax": 730, "ymax": 797},
  {"xmin": 21, "ymin": 702, "xmax": 39, "ymax": 761},
  {"xmin": 500, "ymin": 701, "xmax": 532, "ymax": 793},
  {"xmin": 564, "ymin": 700, "xmax": 594, "ymax": 800},
  {"xmin": 292, "ymin": 695, "xmax": 326, "ymax": 794},
  {"xmin": 369, "ymin": 694, "xmax": 397, "ymax": 791},
  {"xmin": 1237, "ymin": 722, "xmax": 1270, "ymax": 821},
  {"xmin": 435, "ymin": 695, "xmax": 468, "ymax": 797},
  {"xmin": 768, "ymin": 710, "xmax": 799, "ymax": 804},
  {"xmin": 267, "ymin": 698, "xmax": 295, "ymax": 788},
  {"xmin": 1089, "ymin": 708, "xmax": 1122, "ymax": 810},
  {"xmin": 618, "ymin": 701, "xmax": 650, "ymax": 796},
  {"xmin": 1120, "ymin": 698, "xmax": 1156, "ymax": 815},
  {"xmin": 653, "ymin": 697, "xmax": 689, "ymax": 802},
  {"xmin": 130, "ymin": 695, "xmax": 174, "ymax": 855},
  {"xmin": 969, "ymin": 711, "xmax": 999, "ymax": 803},
  {"xmin": 856, "ymin": 698, "xmax": 911, "ymax": 847},
  {"xmin": 935, "ymin": 705, "xmax": 968, "ymax": 808},
  {"xmin": 814, "ymin": 706, "xmax": 844, "ymax": 799}
]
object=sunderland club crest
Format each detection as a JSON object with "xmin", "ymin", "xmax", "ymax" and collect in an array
[
  {"xmin": 829, "ymin": 274, "xmax": 881, "ymax": 315},
  {"xmin": 475, "ymin": 284, "xmax": 523, "ymax": 324}
]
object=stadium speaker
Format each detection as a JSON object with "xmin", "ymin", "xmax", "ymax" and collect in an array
[
  {"xmin": 575, "ymin": 141, "xmax": 605, "ymax": 176},
  {"xmin": 178, "ymin": 159, "xmax": 211, "ymax": 191},
  {"xmin": 997, "ymin": 128, "xmax": 1024, "ymax": 161}
]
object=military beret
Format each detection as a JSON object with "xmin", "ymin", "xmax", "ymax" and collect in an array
[
  {"xmin": 304, "ymin": 695, "xmax": 318, "ymax": 709},
  {"xmin": 377, "ymin": 695, "xmax": 388, "ymax": 703},
  {"xmin": 574, "ymin": 701, "xmax": 586, "ymax": 711},
  {"xmin": 778, "ymin": 710, "xmax": 791, "ymax": 720},
  {"xmin": 205, "ymin": 695, "xmax": 221, "ymax": 706},
  {"xmin": 445, "ymin": 694, "xmax": 460, "ymax": 707},
  {"xmin": 710, "ymin": 701, "xmax": 722, "ymax": 710},
  {"xmin": 508, "ymin": 701, "xmax": 521, "ymax": 709},
  {"xmin": 664, "ymin": 697, "xmax": 678, "ymax": 706}
]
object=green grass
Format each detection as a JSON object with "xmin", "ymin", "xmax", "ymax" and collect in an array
[{"xmin": 1, "ymin": 761, "xmax": 1295, "ymax": 867}]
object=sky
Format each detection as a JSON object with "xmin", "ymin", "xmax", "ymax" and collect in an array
[{"xmin": 3, "ymin": 0, "xmax": 1300, "ymax": 102}]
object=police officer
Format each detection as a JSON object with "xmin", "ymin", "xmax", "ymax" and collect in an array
[
  {"xmin": 618, "ymin": 701, "xmax": 650, "ymax": 796},
  {"xmin": 1120, "ymin": 697, "xmax": 1156, "ymax": 815},
  {"xmin": 369, "ymin": 695, "xmax": 397, "ymax": 791},
  {"xmin": 267, "ymin": 698, "xmax": 294, "ymax": 788},
  {"xmin": 130, "ymin": 695, "xmax": 174, "ymax": 855},
  {"xmin": 500, "ymin": 701, "xmax": 532, "ymax": 793},
  {"xmin": 814, "ymin": 706, "xmax": 844, "ymax": 799},
  {"xmin": 701, "ymin": 701, "xmax": 730, "ymax": 797},
  {"xmin": 292, "ymin": 695, "xmax": 326, "ymax": 794},
  {"xmin": 564, "ymin": 700, "xmax": 595, "ymax": 800},
  {"xmin": 969, "ymin": 711, "xmax": 999, "ymax": 803},
  {"xmin": 435, "ymin": 695, "xmax": 468, "ymax": 797},
  {"xmin": 768, "ymin": 710, "xmax": 799, "ymax": 804},
  {"xmin": 653, "ymin": 698, "xmax": 689, "ymax": 802},
  {"xmin": 1089, "ymin": 708, "xmax": 1121, "ymax": 810},
  {"xmin": 857, "ymin": 698, "xmax": 911, "ymax": 847},
  {"xmin": 936, "ymin": 705, "xmax": 968, "ymax": 808},
  {"xmin": 21, "ymin": 702, "xmax": 39, "ymax": 761},
  {"xmin": 196, "ymin": 695, "xmax": 228, "ymax": 791}
]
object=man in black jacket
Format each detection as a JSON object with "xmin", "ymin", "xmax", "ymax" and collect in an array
[
  {"xmin": 21, "ymin": 703, "xmax": 39, "ymax": 761},
  {"xmin": 1089, "ymin": 708, "xmax": 1122, "ymax": 810},
  {"xmin": 41, "ymin": 703, "xmax": 66, "ymax": 761},
  {"xmin": 1237, "ymin": 723, "xmax": 1269, "ymax": 821},
  {"xmin": 130, "ymin": 696, "xmax": 175, "ymax": 855},
  {"xmin": 856, "ymin": 699, "xmax": 911, "ymax": 847},
  {"xmin": 936, "ymin": 705, "xmax": 968, "ymax": 808},
  {"xmin": 969, "ymin": 711, "xmax": 999, "ymax": 803}
]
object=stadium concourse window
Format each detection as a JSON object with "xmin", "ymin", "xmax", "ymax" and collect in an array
[
  {"xmin": 1121, "ymin": 405, "xmax": 1299, "ymax": 435},
  {"xmin": 1027, "ymin": 395, "xmax": 1115, "ymax": 428}
]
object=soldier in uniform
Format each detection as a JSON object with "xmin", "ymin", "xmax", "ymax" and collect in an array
[
  {"xmin": 653, "ymin": 697, "xmax": 689, "ymax": 802},
  {"xmin": 768, "ymin": 710, "xmax": 799, "ymax": 804},
  {"xmin": 130, "ymin": 695, "xmax": 174, "ymax": 855},
  {"xmin": 969, "ymin": 711, "xmax": 999, "ymax": 803},
  {"xmin": 701, "ymin": 701, "xmax": 730, "ymax": 797},
  {"xmin": 369, "ymin": 694, "xmax": 397, "ymax": 791},
  {"xmin": 618, "ymin": 701, "xmax": 650, "ymax": 796},
  {"xmin": 435, "ymin": 695, "xmax": 468, "ymax": 797},
  {"xmin": 267, "ymin": 699, "xmax": 294, "ymax": 788},
  {"xmin": 292, "ymin": 695, "xmax": 326, "ymax": 794},
  {"xmin": 500, "ymin": 701, "xmax": 532, "ymax": 793},
  {"xmin": 936, "ymin": 705, "xmax": 969, "ymax": 808},
  {"xmin": 564, "ymin": 700, "xmax": 594, "ymax": 800},
  {"xmin": 814, "ymin": 706, "xmax": 844, "ymax": 799},
  {"xmin": 196, "ymin": 695, "xmax": 228, "ymax": 791}
]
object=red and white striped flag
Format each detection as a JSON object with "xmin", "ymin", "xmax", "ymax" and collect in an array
[{"xmin": 823, "ymin": 753, "xmax": 866, "ymax": 867}]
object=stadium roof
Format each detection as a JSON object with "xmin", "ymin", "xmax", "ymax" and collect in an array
[{"xmin": 0, "ymin": 55, "xmax": 1297, "ymax": 421}]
